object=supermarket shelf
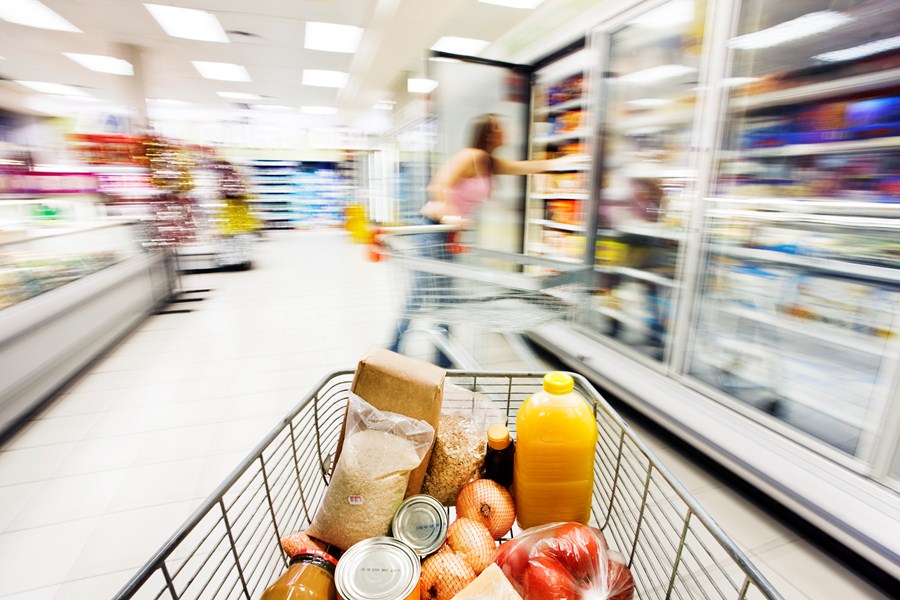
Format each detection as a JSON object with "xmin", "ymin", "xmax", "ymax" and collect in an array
[
  {"xmin": 591, "ymin": 304, "xmax": 651, "ymax": 331},
  {"xmin": 708, "ymin": 196, "xmax": 900, "ymax": 217},
  {"xmin": 620, "ymin": 107, "xmax": 695, "ymax": 132},
  {"xmin": 604, "ymin": 224, "xmax": 687, "ymax": 242},
  {"xmin": 623, "ymin": 165, "xmax": 697, "ymax": 180},
  {"xmin": 529, "ymin": 219, "xmax": 586, "ymax": 232},
  {"xmin": 533, "ymin": 129, "xmax": 590, "ymax": 145},
  {"xmin": 595, "ymin": 265, "xmax": 678, "ymax": 287},
  {"xmin": 531, "ymin": 191, "xmax": 590, "ymax": 200},
  {"xmin": 714, "ymin": 303, "xmax": 890, "ymax": 357},
  {"xmin": 730, "ymin": 136, "xmax": 900, "ymax": 158},
  {"xmin": 534, "ymin": 97, "xmax": 586, "ymax": 117},
  {"xmin": 706, "ymin": 208, "xmax": 900, "ymax": 230},
  {"xmin": 730, "ymin": 68, "xmax": 900, "ymax": 111},
  {"xmin": 713, "ymin": 245, "xmax": 900, "ymax": 284},
  {"xmin": 526, "ymin": 243, "xmax": 583, "ymax": 263}
]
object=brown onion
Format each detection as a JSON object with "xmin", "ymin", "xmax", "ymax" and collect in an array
[
  {"xmin": 455, "ymin": 479, "xmax": 516, "ymax": 539},
  {"xmin": 420, "ymin": 548, "xmax": 477, "ymax": 600},
  {"xmin": 446, "ymin": 517, "xmax": 497, "ymax": 575}
]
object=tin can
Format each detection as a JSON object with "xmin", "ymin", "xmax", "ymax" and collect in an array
[
  {"xmin": 335, "ymin": 537, "xmax": 420, "ymax": 600},
  {"xmin": 391, "ymin": 494, "xmax": 448, "ymax": 557}
]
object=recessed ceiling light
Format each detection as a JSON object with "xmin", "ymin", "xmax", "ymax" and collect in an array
[
  {"xmin": 304, "ymin": 22, "xmax": 363, "ymax": 53},
  {"xmin": 408, "ymin": 78, "xmax": 438, "ymax": 94},
  {"xmin": 193, "ymin": 61, "xmax": 251, "ymax": 82},
  {"xmin": 16, "ymin": 81, "xmax": 91, "ymax": 96},
  {"xmin": 728, "ymin": 11, "xmax": 852, "ymax": 50},
  {"xmin": 217, "ymin": 91, "xmax": 260, "ymax": 100},
  {"xmin": 431, "ymin": 36, "xmax": 489, "ymax": 56},
  {"xmin": 814, "ymin": 34, "xmax": 900, "ymax": 62},
  {"xmin": 144, "ymin": 3, "xmax": 229, "ymax": 43},
  {"xmin": 301, "ymin": 106, "xmax": 337, "ymax": 115},
  {"xmin": 252, "ymin": 104, "xmax": 293, "ymax": 112},
  {"xmin": 619, "ymin": 64, "xmax": 696, "ymax": 83},
  {"xmin": 302, "ymin": 69, "xmax": 349, "ymax": 88},
  {"xmin": 64, "ymin": 53, "xmax": 133, "ymax": 76},
  {"xmin": 478, "ymin": 0, "xmax": 545, "ymax": 8},
  {"xmin": 0, "ymin": 0, "xmax": 80, "ymax": 32},
  {"xmin": 373, "ymin": 100, "xmax": 396, "ymax": 110}
]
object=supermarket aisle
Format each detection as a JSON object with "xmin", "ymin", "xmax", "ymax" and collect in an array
[{"xmin": 0, "ymin": 231, "xmax": 890, "ymax": 599}]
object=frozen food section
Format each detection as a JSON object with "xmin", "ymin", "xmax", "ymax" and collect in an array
[{"xmin": 529, "ymin": 0, "xmax": 900, "ymax": 581}]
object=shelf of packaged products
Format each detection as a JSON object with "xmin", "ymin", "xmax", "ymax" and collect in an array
[
  {"xmin": 599, "ymin": 224, "xmax": 687, "ymax": 243},
  {"xmin": 619, "ymin": 106, "xmax": 695, "ymax": 133},
  {"xmin": 712, "ymin": 244, "xmax": 900, "ymax": 284},
  {"xmin": 531, "ymin": 191, "xmax": 590, "ymax": 200},
  {"xmin": 706, "ymin": 208, "xmax": 900, "ymax": 230},
  {"xmin": 730, "ymin": 67, "xmax": 900, "ymax": 112},
  {"xmin": 595, "ymin": 264, "xmax": 678, "ymax": 288},
  {"xmin": 533, "ymin": 129, "xmax": 590, "ymax": 145},
  {"xmin": 693, "ymin": 342, "xmax": 871, "ymax": 431},
  {"xmin": 534, "ymin": 96, "xmax": 586, "ymax": 117},
  {"xmin": 529, "ymin": 218, "xmax": 586, "ymax": 232},
  {"xmin": 591, "ymin": 303, "xmax": 649, "ymax": 330},
  {"xmin": 525, "ymin": 243, "xmax": 583, "ymax": 263},
  {"xmin": 711, "ymin": 301, "xmax": 891, "ymax": 358},
  {"xmin": 622, "ymin": 165, "xmax": 697, "ymax": 180},
  {"xmin": 725, "ymin": 136, "xmax": 900, "ymax": 159},
  {"xmin": 708, "ymin": 196, "xmax": 900, "ymax": 217}
]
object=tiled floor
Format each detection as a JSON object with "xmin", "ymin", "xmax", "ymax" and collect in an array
[{"xmin": 0, "ymin": 231, "xmax": 891, "ymax": 599}]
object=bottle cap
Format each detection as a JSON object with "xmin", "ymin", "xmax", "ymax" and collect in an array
[
  {"xmin": 487, "ymin": 424, "xmax": 511, "ymax": 450},
  {"xmin": 543, "ymin": 371, "xmax": 574, "ymax": 395}
]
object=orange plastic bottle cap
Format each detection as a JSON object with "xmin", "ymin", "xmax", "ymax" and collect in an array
[
  {"xmin": 487, "ymin": 424, "xmax": 510, "ymax": 450},
  {"xmin": 543, "ymin": 371, "xmax": 574, "ymax": 395}
]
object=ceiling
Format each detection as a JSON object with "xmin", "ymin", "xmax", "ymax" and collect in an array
[{"xmin": 0, "ymin": 0, "xmax": 569, "ymax": 129}]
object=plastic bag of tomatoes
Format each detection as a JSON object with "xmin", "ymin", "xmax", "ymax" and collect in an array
[{"xmin": 493, "ymin": 522, "xmax": 634, "ymax": 600}]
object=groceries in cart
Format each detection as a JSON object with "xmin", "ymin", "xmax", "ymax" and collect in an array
[{"xmin": 262, "ymin": 350, "xmax": 633, "ymax": 600}]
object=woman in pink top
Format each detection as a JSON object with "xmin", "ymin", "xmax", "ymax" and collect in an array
[{"xmin": 389, "ymin": 114, "xmax": 585, "ymax": 365}]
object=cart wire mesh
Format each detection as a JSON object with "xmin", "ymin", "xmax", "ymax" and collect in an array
[
  {"xmin": 381, "ymin": 227, "xmax": 591, "ymax": 333},
  {"xmin": 113, "ymin": 371, "xmax": 783, "ymax": 600}
]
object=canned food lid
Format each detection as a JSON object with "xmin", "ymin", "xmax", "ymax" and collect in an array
[
  {"xmin": 336, "ymin": 537, "xmax": 421, "ymax": 600},
  {"xmin": 392, "ymin": 495, "xmax": 448, "ymax": 556}
]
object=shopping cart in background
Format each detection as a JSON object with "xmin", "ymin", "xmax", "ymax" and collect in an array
[
  {"xmin": 376, "ymin": 224, "xmax": 592, "ymax": 369},
  {"xmin": 113, "ymin": 370, "xmax": 784, "ymax": 600}
]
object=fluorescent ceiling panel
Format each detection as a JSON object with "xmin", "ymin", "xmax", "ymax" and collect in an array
[
  {"xmin": 193, "ymin": 61, "xmax": 251, "ymax": 82},
  {"xmin": 302, "ymin": 69, "xmax": 348, "ymax": 88},
  {"xmin": 408, "ymin": 78, "xmax": 438, "ymax": 94},
  {"xmin": 478, "ymin": 0, "xmax": 545, "ymax": 8},
  {"xmin": 0, "ymin": 0, "xmax": 80, "ymax": 32},
  {"xmin": 304, "ymin": 22, "xmax": 363, "ymax": 53},
  {"xmin": 814, "ymin": 34, "xmax": 900, "ymax": 62},
  {"xmin": 147, "ymin": 98, "xmax": 192, "ymax": 106},
  {"xmin": 728, "ymin": 11, "xmax": 852, "ymax": 50},
  {"xmin": 64, "ymin": 53, "xmax": 133, "ymax": 75},
  {"xmin": 619, "ymin": 64, "xmax": 696, "ymax": 83},
  {"xmin": 431, "ymin": 36, "xmax": 489, "ymax": 56},
  {"xmin": 217, "ymin": 91, "xmax": 260, "ymax": 100},
  {"xmin": 144, "ymin": 3, "xmax": 228, "ymax": 43},
  {"xmin": 301, "ymin": 106, "xmax": 337, "ymax": 115},
  {"xmin": 16, "ymin": 80, "xmax": 91, "ymax": 96},
  {"xmin": 253, "ymin": 104, "xmax": 293, "ymax": 111}
]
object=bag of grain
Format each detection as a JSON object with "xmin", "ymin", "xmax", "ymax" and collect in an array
[{"xmin": 308, "ymin": 393, "xmax": 435, "ymax": 550}]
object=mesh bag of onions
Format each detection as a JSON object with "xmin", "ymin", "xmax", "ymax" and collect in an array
[
  {"xmin": 307, "ymin": 394, "xmax": 435, "ymax": 550},
  {"xmin": 493, "ymin": 522, "xmax": 635, "ymax": 600},
  {"xmin": 422, "ymin": 384, "xmax": 505, "ymax": 506}
]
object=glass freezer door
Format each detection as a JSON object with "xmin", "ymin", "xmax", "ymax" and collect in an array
[
  {"xmin": 687, "ymin": 0, "xmax": 900, "ymax": 467},
  {"xmin": 587, "ymin": 0, "xmax": 708, "ymax": 363}
]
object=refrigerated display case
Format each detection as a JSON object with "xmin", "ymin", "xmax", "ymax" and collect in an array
[{"xmin": 525, "ymin": 0, "xmax": 900, "ymax": 580}]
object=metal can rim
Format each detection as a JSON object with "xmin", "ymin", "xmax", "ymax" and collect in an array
[
  {"xmin": 391, "ymin": 494, "xmax": 449, "ymax": 557},
  {"xmin": 335, "ymin": 537, "xmax": 421, "ymax": 600}
]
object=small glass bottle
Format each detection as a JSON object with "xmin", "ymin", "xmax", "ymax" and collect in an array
[
  {"xmin": 483, "ymin": 424, "xmax": 515, "ymax": 488},
  {"xmin": 261, "ymin": 550, "xmax": 338, "ymax": 600}
]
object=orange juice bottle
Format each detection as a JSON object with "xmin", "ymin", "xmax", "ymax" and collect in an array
[{"xmin": 512, "ymin": 372, "xmax": 598, "ymax": 529}]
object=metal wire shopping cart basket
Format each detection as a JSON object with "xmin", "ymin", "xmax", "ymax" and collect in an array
[
  {"xmin": 379, "ymin": 225, "xmax": 592, "ymax": 367},
  {"xmin": 114, "ymin": 370, "xmax": 782, "ymax": 600}
]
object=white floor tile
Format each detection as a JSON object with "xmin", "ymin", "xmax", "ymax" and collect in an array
[
  {"xmin": 4, "ymin": 413, "xmax": 102, "ymax": 450},
  {"xmin": 0, "ymin": 482, "xmax": 42, "ymax": 533},
  {"xmin": 0, "ymin": 586, "xmax": 62, "ymax": 600},
  {"xmin": 37, "ymin": 390, "xmax": 118, "ymax": 420},
  {"xmin": 50, "ymin": 570, "xmax": 134, "ymax": 600},
  {"xmin": 0, "ymin": 444, "xmax": 75, "ymax": 487},
  {"xmin": 106, "ymin": 458, "xmax": 209, "ymax": 512},
  {"xmin": 51, "ymin": 435, "xmax": 148, "ymax": 479},
  {"xmin": 692, "ymin": 486, "xmax": 797, "ymax": 555}
]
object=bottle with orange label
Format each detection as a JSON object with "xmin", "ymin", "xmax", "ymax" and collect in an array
[{"xmin": 512, "ymin": 372, "xmax": 598, "ymax": 529}]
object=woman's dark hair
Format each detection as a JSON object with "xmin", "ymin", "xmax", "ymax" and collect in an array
[{"xmin": 469, "ymin": 113, "xmax": 498, "ymax": 152}]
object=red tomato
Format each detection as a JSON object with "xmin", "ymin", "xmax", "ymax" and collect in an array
[
  {"xmin": 535, "ymin": 523, "xmax": 603, "ymax": 581},
  {"xmin": 606, "ymin": 559, "xmax": 635, "ymax": 600},
  {"xmin": 522, "ymin": 556, "xmax": 576, "ymax": 600},
  {"xmin": 494, "ymin": 540, "xmax": 529, "ymax": 593}
]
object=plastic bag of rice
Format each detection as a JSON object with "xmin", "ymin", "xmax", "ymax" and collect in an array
[{"xmin": 308, "ymin": 393, "xmax": 434, "ymax": 550}]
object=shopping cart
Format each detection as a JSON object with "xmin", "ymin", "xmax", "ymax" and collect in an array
[
  {"xmin": 379, "ymin": 225, "xmax": 592, "ymax": 369},
  {"xmin": 114, "ymin": 371, "xmax": 783, "ymax": 600}
]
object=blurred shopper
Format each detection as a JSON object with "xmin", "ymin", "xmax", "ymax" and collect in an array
[{"xmin": 388, "ymin": 113, "xmax": 585, "ymax": 366}]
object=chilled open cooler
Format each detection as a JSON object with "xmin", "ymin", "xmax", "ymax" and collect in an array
[{"xmin": 113, "ymin": 371, "xmax": 782, "ymax": 600}]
